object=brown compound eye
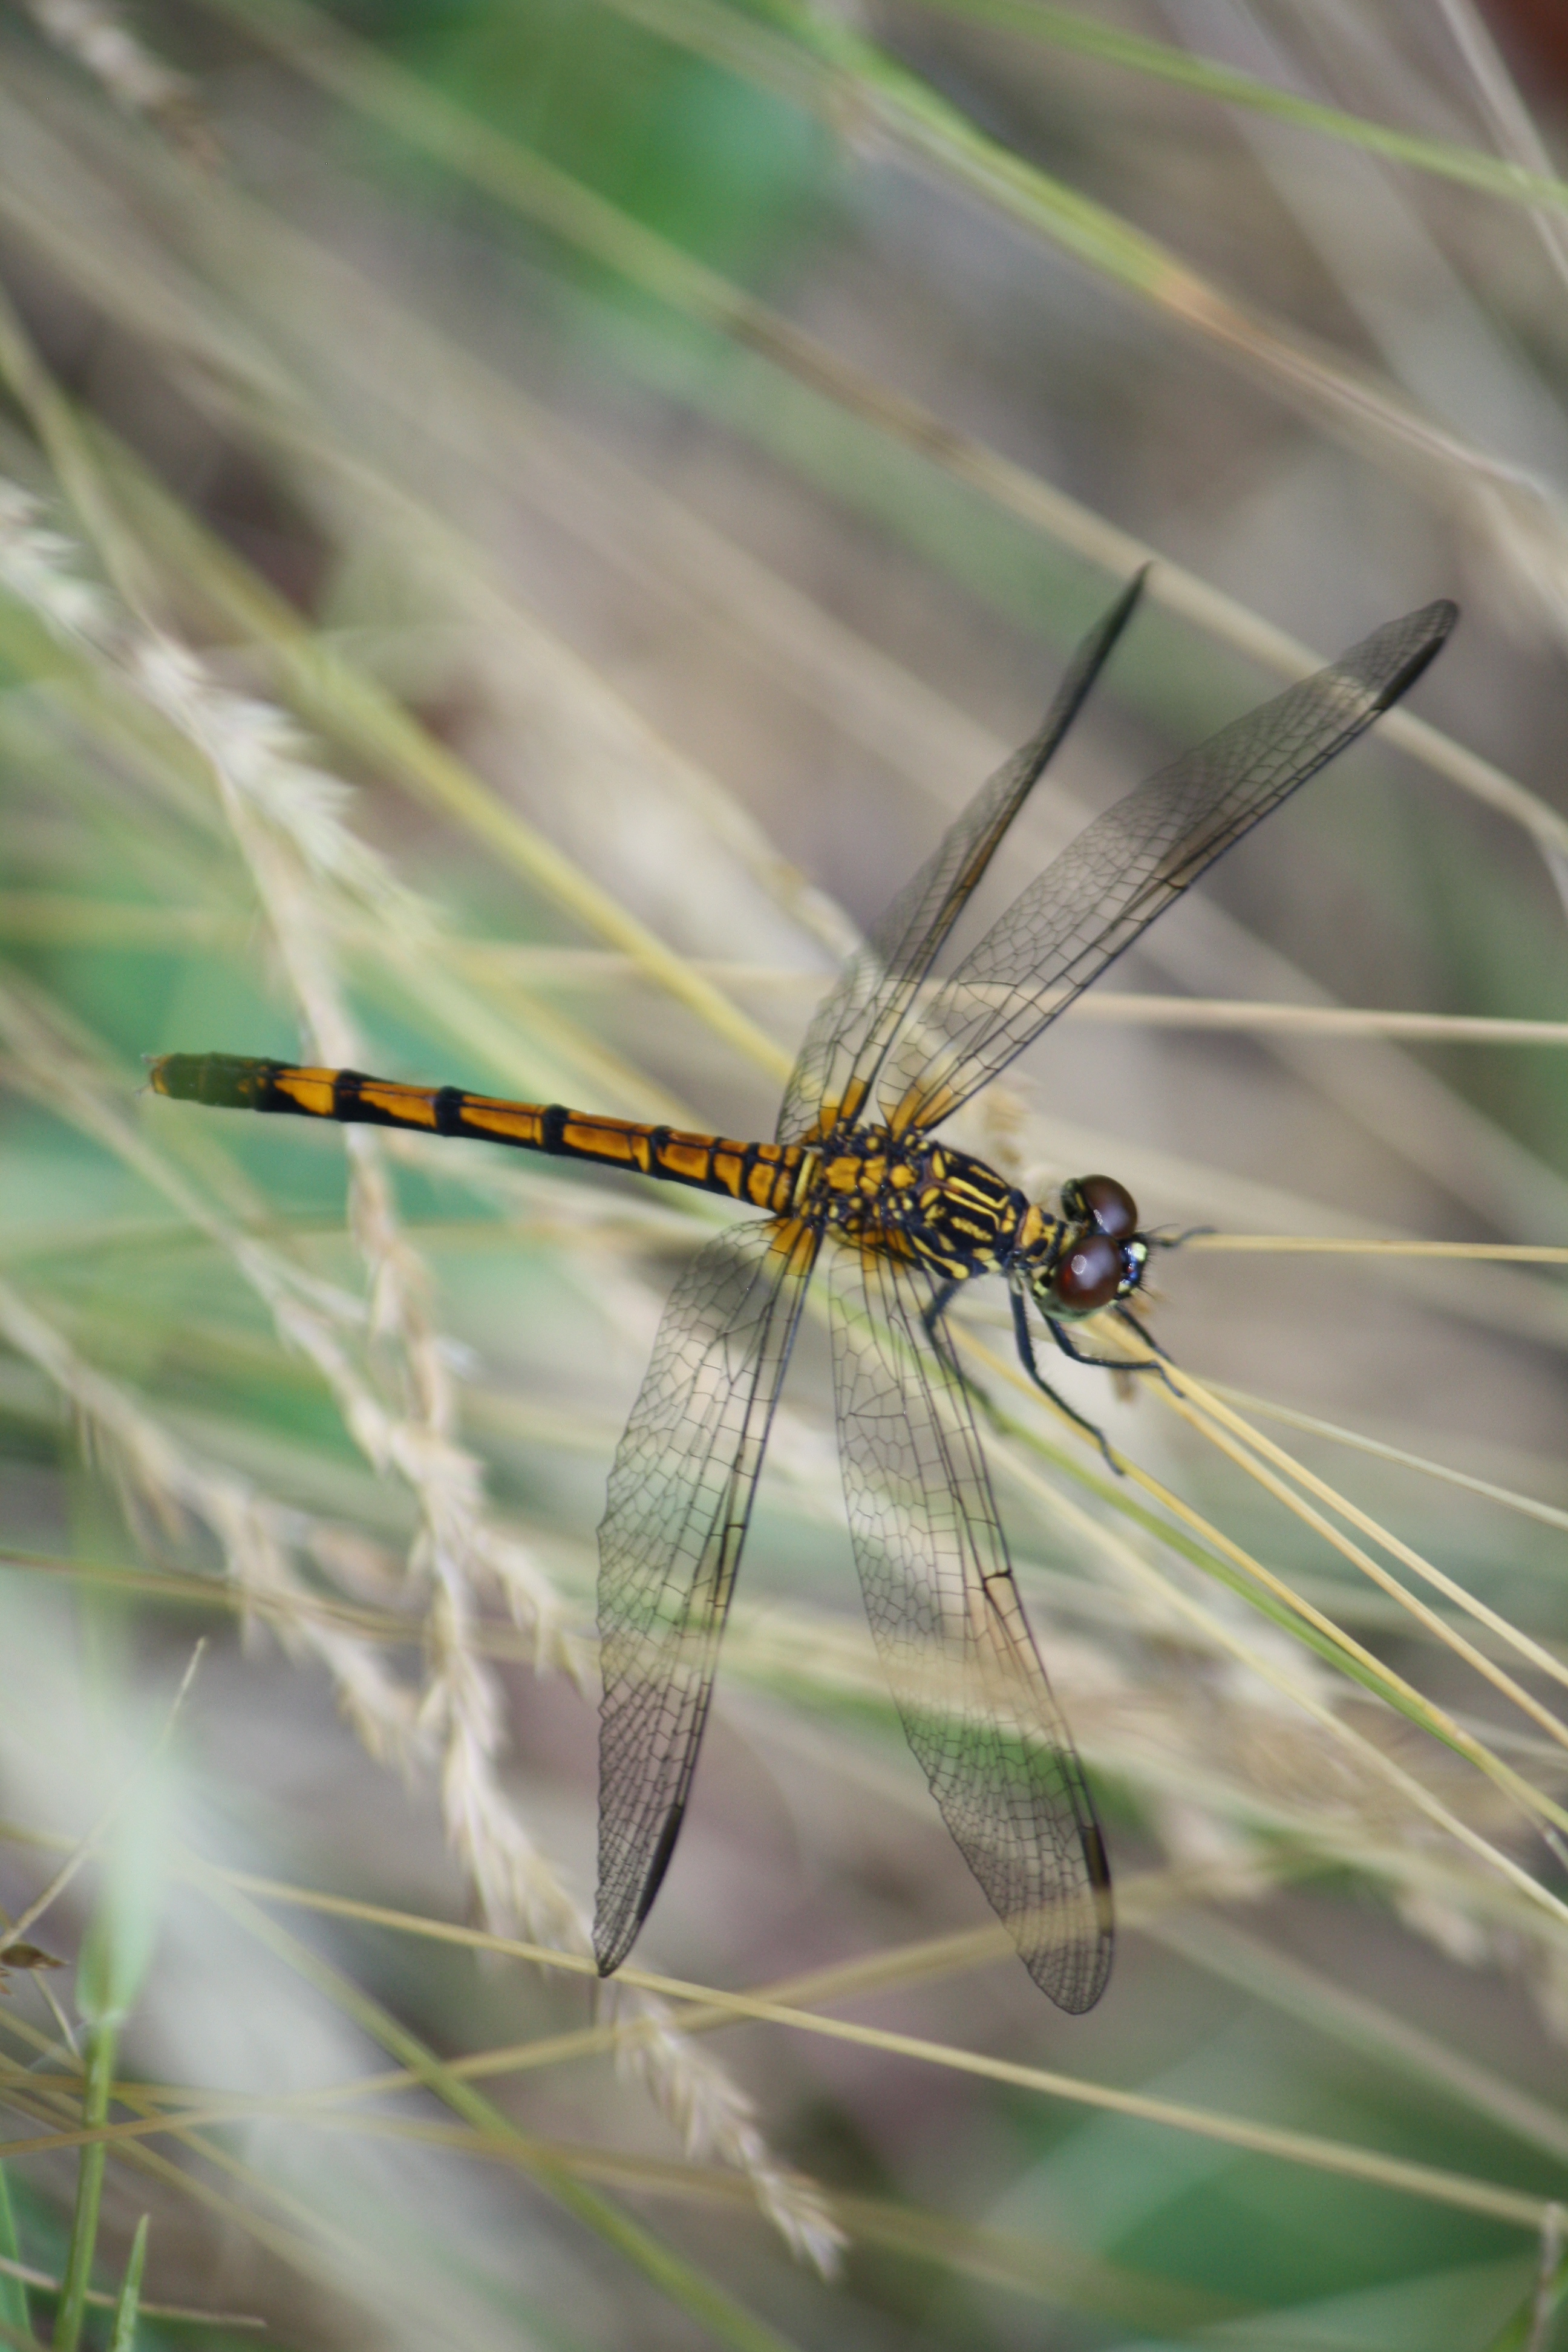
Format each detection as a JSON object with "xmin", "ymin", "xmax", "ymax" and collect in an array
[
  {"xmin": 1049, "ymin": 1231, "xmax": 1125, "ymax": 1313},
  {"xmin": 1074, "ymin": 1174, "xmax": 1138, "ymax": 1240}
]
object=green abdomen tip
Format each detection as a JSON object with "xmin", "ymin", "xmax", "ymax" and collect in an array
[{"xmin": 150, "ymin": 1054, "xmax": 275, "ymax": 1109}]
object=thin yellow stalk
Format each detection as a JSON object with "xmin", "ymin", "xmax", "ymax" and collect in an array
[
  {"xmin": 0, "ymin": 2251, "xmax": 256, "ymax": 2332},
  {"xmin": 1201, "ymin": 1383, "xmax": 1568, "ymax": 1538},
  {"xmin": 0, "ymin": 1852, "xmax": 1517, "ymax": 2106},
  {"xmin": 1169, "ymin": 1369, "xmax": 1568, "ymax": 1702},
  {"xmin": 1065, "ymin": 998, "xmax": 1568, "ymax": 1045},
  {"xmin": 0, "ymin": 894, "xmax": 226, "ymax": 949},
  {"xmin": 0, "ymin": 1945, "xmax": 1550, "ymax": 2237},
  {"xmin": 970, "ymin": 1330, "xmax": 1549, "ymax": 1786},
  {"xmin": 961, "ymin": 1331, "xmax": 1568, "ymax": 1928},
  {"xmin": 141, "ymin": 1873, "xmax": 1568, "ymax": 2233},
  {"xmin": 332, "ymin": 949, "xmax": 1568, "ymax": 1054},
  {"xmin": 149, "ymin": 1861, "xmax": 1496, "ymax": 2131},
  {"xmin": 1186, "ymin": 1235, "xmax": 1568, "ymax": 1262},
  {"xmin": 1148, "ymin": 1372, "xmax": 1568, "ymax": 1772}
]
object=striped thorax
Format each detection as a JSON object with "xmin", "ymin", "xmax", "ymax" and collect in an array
[{"xmin": 803, "ymin": 1124, "xmax": 1033, "ymax": 1283}]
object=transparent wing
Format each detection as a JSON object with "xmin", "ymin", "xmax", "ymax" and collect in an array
[
  {"xmin": 826, "ymin": 1241, "xmax": 1113, "ymax": 2011},
  {"xmin": 776, "ymin": 571, "xmax": 1148, "ymax": 1145},
  {"xmin": 594, "ymin": 1215, "xmax": 820, "ymax": 1975},
  {"xmin": 885, "ymin": 599, "xmax": 1456, "ymax": 1133}
]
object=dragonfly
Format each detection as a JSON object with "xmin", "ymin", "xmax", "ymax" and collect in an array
[{"xmin": 149, "ymin": 572, "xmax": 1454, "ymax": 2013}]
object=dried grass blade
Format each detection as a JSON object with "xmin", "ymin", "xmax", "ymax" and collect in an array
[
  {"xmin": 188, "ymin": 1867, "xmax": 830, "ymax": 2336},
  {"xmin": 185, "ymin": 1875, "xmax": 1561, "ymax": 2235},
  {"xmin": 166, "ymin": 0, "xmax": 1568, "ymax": 876},
  {"xmin": 900, "ymin": 0, "xmax": 1568, "ymax": 216},
  {"xmin": 0, "ymin": 1860, "xmax": 1534, "ymax": 2239},
  {"xmin": 1198, "ymin": 1383, "xmax": 1568, "ymax": 1538},
  {"xmin": 958, "ymin": 1331, "xmax": 1568, "ymax": 1930},
  {"xmin": 1149, "ymin": 1367, "xmax": 1568, "ymax": 1780},
  {"xmin": 1169, "ymin": 1369, "xmax": 1568, "ymax": 1699},
  {"xmin": 603, "ymin": 0, "xmax": 1562, "ymax": 509},
  {"xmin": 1186, "ymin": 1235, "xmax": 1568, "ymax": 1262}
]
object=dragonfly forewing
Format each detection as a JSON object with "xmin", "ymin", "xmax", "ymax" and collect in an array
[
  {"xmin": 826, "ymin": 1241, "xmax": 1113, "ymax": 2012},
  {"xmin": 886, "ymin": 599, "xmax": 1456, "ymax": 1132},
  {"xmin": 594, "ymin": 1215, "xmax": 820, "ymax": 1975},
  {"xmin": 776, "ymin": 572, "xmax": 1147, "ymax": 1147}
]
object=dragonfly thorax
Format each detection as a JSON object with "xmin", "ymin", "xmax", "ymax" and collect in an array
[{"xmin": 808, "ymin": 1124, "xmax": 1031, "ymax": 1282}]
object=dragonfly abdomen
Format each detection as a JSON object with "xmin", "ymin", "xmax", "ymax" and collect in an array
[{"xmin": 147, "ymin": 1056, "xmax": 812, "ymax": 1212}]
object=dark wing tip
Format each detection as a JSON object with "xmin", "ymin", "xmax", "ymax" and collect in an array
[
  {"xmin": 592, "ymin": 1798, "xmax": 687, "ymax": 1978},
  {"xmin": 592, "ymin": 1909, "xmax": 633, "ymax": 1978},
  {"xmin": 1080, "ymin": 563, "xmax": 1151, "ymax": 666},
  {"xmin": 1382, "ymin": 596, "xmax": 1460, "ymax": 694},
  {"xmin": 1361, "ymin": 596, "xmax": 1459, "ymax": 712},
  {"xmin": 1108, "ymin": 560, "xmax": 1152, "ymax": 622},
  {"xmin": 1017, "ymin": 1823, "xmax": 1114, "ymax": 2013},
  {"xmin": 1019, "ymin": 563, "xmax": 1151, "ymax": 752}
]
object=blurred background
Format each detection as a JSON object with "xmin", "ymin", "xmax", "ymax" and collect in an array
[{"xmin": 2, "ymin": 0, "xmax": 1568, "ymax": 2344}]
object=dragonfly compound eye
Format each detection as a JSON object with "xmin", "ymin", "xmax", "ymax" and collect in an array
[
  {"xmin": 1048, "ymin": 1230, "xmax": 1126, "ymax": 1313},
  {"xmin": 1070, "ymin": 1173, "xmax": 1138, "ymax": 1239}
]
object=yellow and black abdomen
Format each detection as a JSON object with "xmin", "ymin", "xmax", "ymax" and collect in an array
[{"xmin": 148, "ymin": 1056, "xmax": 810, "ymax": 1214}]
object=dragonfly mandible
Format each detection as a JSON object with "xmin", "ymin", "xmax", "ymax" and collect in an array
[{"xmin": 149, "ymin": 572, "xmax": 1455, "ymax": 2012}]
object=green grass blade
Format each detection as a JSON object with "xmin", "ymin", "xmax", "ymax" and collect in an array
[
  {"xmin": 195, "ymin": 1869, "xmax": 809, "ymax": 2352},
  {"xmin": 106, "ymin": 2215, "xmax": 148, "ymax": 2352},
  {"xmin": 0, "ymin": 2169, "xmax": 28, "ymax": 2344},
  {"xmin": 51, "ymin": 2020, "xmax": 117, "ymax": 2352},
  {"xmin": 886, "ymin": 0, "xmax": 1568, "ymax": 217}
]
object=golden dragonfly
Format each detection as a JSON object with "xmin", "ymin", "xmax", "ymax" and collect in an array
[{"xmin": 151, "ymin": 572, "xmax": 1454, "ymax": 2011}]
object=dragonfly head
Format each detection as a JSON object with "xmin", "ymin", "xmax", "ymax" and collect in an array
[{"xmin": 1023, "ymin": 1174, "xmax": 1149, "ymax": 1321}]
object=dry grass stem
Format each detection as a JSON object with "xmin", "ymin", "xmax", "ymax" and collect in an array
[{"xmin": 21, "ymin": 0, "xmax": 210, "ymax": 162}]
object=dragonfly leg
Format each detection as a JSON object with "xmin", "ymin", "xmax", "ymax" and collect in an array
[
  {"xmin": 1008, "ymin": 1290, "xmax": 1120, "ymax": 1473},
  {"xmin": 1045, "ymin": 1313, "xmax": 1171, "ymax": 1392},
  {"xmin": 920, "ymin": 1276, "xmax": 964, "ymax": 1368},
  {"xmin": 921, "ymin": 1281, "xmax": 1003, "ymax": 1422},
  {"xmin": 1114, "ymin": 1299, "xmax": 1174, "ymax": 1362}
]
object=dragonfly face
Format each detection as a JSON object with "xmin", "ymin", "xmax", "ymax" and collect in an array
[{"xmin": 1020, "ymin": 1172, "xmax": 1151, "ymax": 1322}]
